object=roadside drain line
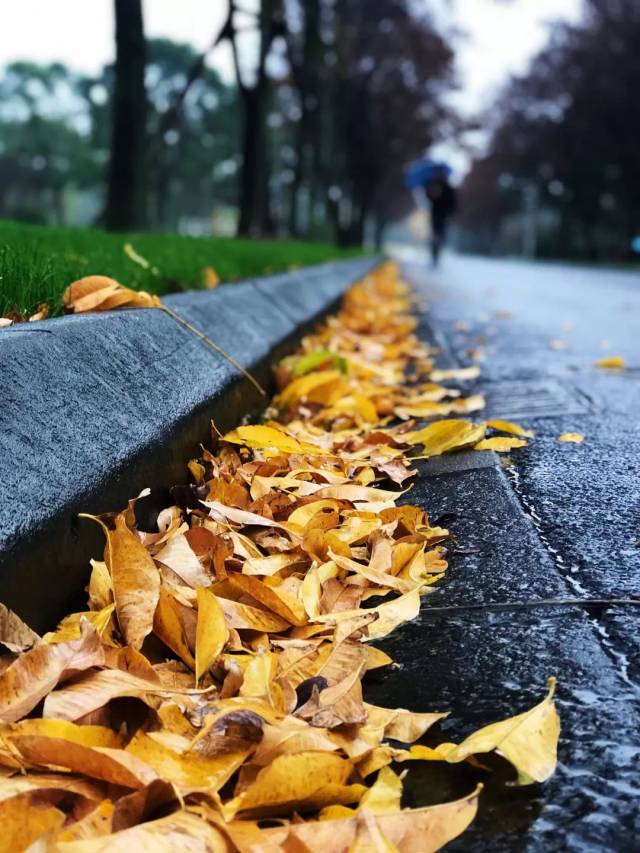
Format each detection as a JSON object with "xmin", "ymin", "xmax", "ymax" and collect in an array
[{"xmin": 421, "ymin": 598, "xmax": 640, "ymax": 616}]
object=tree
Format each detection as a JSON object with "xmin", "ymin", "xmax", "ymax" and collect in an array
[
  {"xmin": 298, "ymin": 0, "xmax": 456, "ymax": 247},
  {"xmin": 459, "ymin": 0, "xmax": 640, "ymax": 260},
  {"xmin": 144, "ymin": 39, "xmax": 240, "ymax": 230},
  {"xmin": 225, "ymin": 0, "xmax": 285, "ymax": 237},
  {"xmin": 0, "ymin": 63, "xmax": 100, "ymax": 224},
  {"xmin": 104, "ymin": 0, "xmax": 147, "ymax": 231}
]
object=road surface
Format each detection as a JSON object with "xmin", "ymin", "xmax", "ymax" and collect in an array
[{"xmin": 366, "ymin": 252, "xmax": 640, "ymax": 851}]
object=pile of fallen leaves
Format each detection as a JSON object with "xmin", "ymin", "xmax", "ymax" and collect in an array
[{"xmin": 0, "ymin": 261, "xmax": 558, "ymax": 851}]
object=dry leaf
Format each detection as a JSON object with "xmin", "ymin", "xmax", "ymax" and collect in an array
[
  {"xmin": 82, "ymin": 513, "xmax": 160, "ymax": 649},
  {"xmin": 0, "ymin": 603, "xmax": 40, "ymax": 652},
  {"xmin": 195, "ymin": 586, "xmax": 228, "ymax": 682},
  {"xmin": 202, "ymin": 266, "xmax": 220, "ymax": 288},
  {"xmin": 63, "ymin": 275, "xmax": 161, "ymax": 313}
]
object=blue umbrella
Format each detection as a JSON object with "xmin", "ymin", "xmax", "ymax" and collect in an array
[{"xmin": 404, "ymin": 158, "xmax": 452, "ymax": 190}]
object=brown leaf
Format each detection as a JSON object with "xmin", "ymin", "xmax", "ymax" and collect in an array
[
  {"xmin": 82, "ymin": 512, "xmax": 161, "ymax": 650},
  {"xmin": 0, "ymin": 603, "xmax": 40, "ymax": 652},
  {"xmin": 63, "ymin": 275, "xmax": 161, "ymax": 313},
  {"xmin": 0, "ymin": 621, "xmax": 104, "ymax": 722}
]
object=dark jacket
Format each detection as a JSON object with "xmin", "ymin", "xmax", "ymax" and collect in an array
[{"xmin": 426, "ymin": 180, "xmax": 457, "ymax": 227}]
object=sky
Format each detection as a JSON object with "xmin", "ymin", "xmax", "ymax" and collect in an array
[{"xmin": 0, "ymin": 0, "xmax": 584, "ymax": 169}]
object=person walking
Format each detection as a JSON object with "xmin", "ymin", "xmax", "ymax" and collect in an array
[{"xmin": 425, "ymin": 166, "xmax": 457, "ymax": 267}]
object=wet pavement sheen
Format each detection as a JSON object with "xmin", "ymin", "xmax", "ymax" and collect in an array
[{"xmin": 367, "ymin": 255, "xmax": 640, "ymax": 851}]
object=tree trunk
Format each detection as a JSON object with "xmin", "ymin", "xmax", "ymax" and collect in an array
[
  {"xmin": 237, "ymin": 89, "xmax": 266, "ymax": 236},
  {"xmin": 104, "ymin": 0, "xmax": 147, "ymax": 231}
]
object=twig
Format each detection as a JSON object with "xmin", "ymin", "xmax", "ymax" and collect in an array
[{"xmin": 160, "ymin": 305, "xmax": 266, "ymax": 397}]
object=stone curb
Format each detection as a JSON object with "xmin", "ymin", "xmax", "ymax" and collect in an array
[{"xmin": 0, "ymin": 257, "xmax": 380, "ymax": 630}]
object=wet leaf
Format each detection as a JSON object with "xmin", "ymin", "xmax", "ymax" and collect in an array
[
  {"xmin": 486, "ymin": 419, "xmax": 533, "ymax": 438},
  {"xmin": 594, "ymin": 355, "xmax": 625, "ymax": 369},
  {"xmin": 429, "ymin": 678, "xmax": 560, "ymax": 784},
  {"xmin": 404, "ymin": 419, "xmax": 486, "ymax": 456},
  {"xmin": 558, "ymin": 432, "xmax": 584, "ymax": 443},
  {"xmin": 474, "ymin": 437, "xmax": 528, "ymax": 452}
]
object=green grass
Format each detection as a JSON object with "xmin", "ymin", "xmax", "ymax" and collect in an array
[{"xmin": 0, "ymin": 220, "xmax": 365, "ymax": 317}]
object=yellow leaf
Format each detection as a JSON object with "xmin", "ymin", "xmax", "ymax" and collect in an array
[
  {"xmin": 486, "ymin": 419, "xmax": 534, "ymax": 438},
  {"xmin": 228, "ymin": 574, "xmax": 307, "ymax": 627},
  {"xmin": 222, "ymin": 424, "xmax": 321, "ymax": 455},
  {"xmin": 0, "ymin": 793, "xmax": 65, "ymax": 850},
  {"xmin": 126, "ymin": 730, "xmax": 251, "ymax": 794},
  {"xmin": 474, "ymin": 437, "xmax": 527, "ymax": 452},
  {"xmin": 82, "ymin": 513, "xmax": 160, "ymax": 650},
  {"xmin": 358, "ymin": 766, "xmax": 402, "ymax": 815},
  {"xmin": 155, "ymin": 533, "xmax": 211, "ymax": 588},
  {"xmin": 44, "ymin": 606, "xmax": 115, "ymax": 644},
  {"xmin": 13, "ymin": 737, "xmax": 157, "ymax": 788},
  {"xmin": 278, "ymin": 370, "xmax": 346, "ymax": 407},
  {"xmin": 225, "ymin": 751, "xmax": 361, "ymax": 819},
  {"xmin": 87, "ymin": 560, "xmax": 113, "ymax": 611},
  {"xmin": 404, "ymin": 419, "xmax": 486, "ymax": 456},
  {"xmin": 43, "ymin": 668, "xmax": 160, "ymax": 721},
  {"xmin": 56, "ymin": 809, "xmax": 232, "ymax": 851},
  {"xmin": 153, "ymin": 587, "xmax": 196, "ymax": 670},
  {"xmin": 594, "ymin": 355, "xmax": 625, "ymax": 369},
  {"xmin": 364, "ymin": 704, "xmax": 448, "ymax": 743},
  {"xmin": 262, "ymin": 785, "xmax": 481, "ymax": 852},
  {"xmin": 5, "ymin": 718, "xmax": 121, "ymax": 751},
  {"xmin": 202, "ymin": 265, "xmax": 220, "ymax": 288},
  {"xmin": 434, "ymin": 677, "xmax": 560, "ymax": 784},
  {"xmin": 313, "ymin": 589, "xmax": 422, "ymax": 640},
  {"xmin": 558, "ymin": 432, "xmax": 584, "ymax": 444},
  {"xmin": 195, "ymin": 586, "xmax": 229, "ymax": 682}
]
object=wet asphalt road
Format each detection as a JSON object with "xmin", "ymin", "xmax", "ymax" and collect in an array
[{"xmin": 366, "ymin": 253, "xmax": 640, "ymax": 851}]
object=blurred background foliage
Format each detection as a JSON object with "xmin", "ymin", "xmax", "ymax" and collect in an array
[{"xmin": 0, "ymin": 0, "xmax": 638, "ymax": 262}]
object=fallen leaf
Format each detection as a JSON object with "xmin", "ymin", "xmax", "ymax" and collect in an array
[
  {"xmin": 0, "ymin": 622, "xmax": 104, "ymax": 722},
  {"xmin": 594, "ymin": 355, "xmax": 625, "ymax": 369},
  {"xmin": 474, "ymin": 437, "xmax": 527, "ymax": 452},
  {"xmin": 0, "ymin": 603, "xmax": 40, "ymax": 652},
  {"xmin": 486, "ymin": 419, "xmax": 533, "ymax": 438},
  {"xmin": 63, "ymin": 275, "xmax": 161, "ymax": 312},
  {"xmin": 202, "ymin": 265, "xmax": 220, "ymax": 288},
  {"xmin": 262, "ymin": 785, "xmax": 481, "ymax": 852},
  {"xmin": 195, "ymin": 586, "xmax": 229, "ymax": 682},
  {"xmin": 82, "ymin": 513, "xmax": 160, "ymax": 650},
  {"xmin": 404, "ymin": 419, "xmax": 486, "ymax": 456},
  {"xmin": 558, "ymin": 432, "xmax": 584, "ymax": 443},
  {"xmin": 430, "ymin": 678, "xmax": 560, "ymax": 784}
]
